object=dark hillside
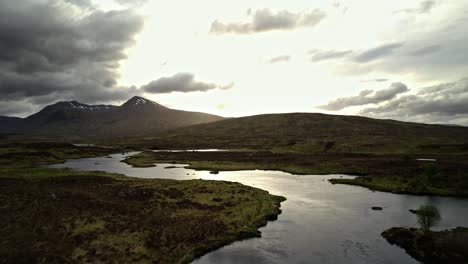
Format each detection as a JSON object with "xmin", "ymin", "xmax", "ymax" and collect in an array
[{"xmin": 141, "ymin": 113, "xmax": 468, "ymax": 154}]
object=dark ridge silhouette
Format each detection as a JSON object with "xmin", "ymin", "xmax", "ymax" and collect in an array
[{"xmin": 0, "ymin": 96, "xmax": 224, "ymax": 139}]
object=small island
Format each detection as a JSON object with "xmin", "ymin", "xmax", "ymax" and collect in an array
[
  {"xmin": 382, "ymin": 227, "xmax": 468, "ymax": 263},
  {"xmin": 382, "ymin": 205, "xmax": 468, "ymax": 264},
  {"xmin": 124, "ymin": 150, "xmax": 468, "ymax": 197}
]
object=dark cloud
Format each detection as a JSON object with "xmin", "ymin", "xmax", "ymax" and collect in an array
[
  {"xmin": 361, "ymin": 79, "xmax": 468, "ymax": 120},
  {"xmin": 321, "ymin": 78, "xmax": 468, "ymax": 125},
  {"xmin": 396, "ymin": 1, "xmax": 437, "ymax": 14},
  {"xmin": 318, "ymin": 82, "xmax": 409, "ymax": 111},
  {"xmin": 339, "ymin": 21, "xmax": 468, "ymax": 80},
  {"xmin": 0, "ymin": 0, "xmax": 144, "ymax": 116},
  {"xmin": 353, "ymin": 43, "xmax": 404, "ymax": 63},
  {"xmin": 337, "ymin": 17, "xmax": 468, "ymax": 81},
  {"xmin": 142, "ymin": 73, "xmax": 233, "ymax": 94},
  {"xmin": 268, "ymin": 55, "xmax": 291, "ymax": 64},
  {"xmin": 410, "ymin": 45, "xmax": 442, "ymax": 56},
  {"xmin": 308, "ymin": 50, "xmax": 352, "ymax": 62},
  {"xmin": 210, "ymin": 8, "xmax": 326, "ymax": 35},
  {"xmin": 419, "ymin": 1, "xmax": 437, "ymax": 13}
]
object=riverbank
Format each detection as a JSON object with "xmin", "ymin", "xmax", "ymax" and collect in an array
[
  {"xmin": 0, "ymin": 143, "xmax": 285, "ymax": 264},
  {"xmin": 0, "ymin": 142, "xmax": 121, "ymax": 167},
  {"xmin": 123, "ymin": 150, "xmax": 468, "ymax": 197},
  {"xmin": 329, "ymin": 175, "xmax": 468, "ymax": 197},
  {"xmin": 382, "ymin": 227, "xmax": 468, "ymax": 263}
]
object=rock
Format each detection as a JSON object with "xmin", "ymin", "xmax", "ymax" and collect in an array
[
  {"xmin": 409, "ymin": 209, "xmax": 420, "ymax": 214},
  {"xmin": 210, "ymin": 171, "xmax": 219, "ymax": 175},
  {"xmin": 371, "ymin": 206, "xmax": 383, "ymax": 211}
]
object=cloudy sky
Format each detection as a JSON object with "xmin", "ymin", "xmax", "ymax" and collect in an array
[{"xmin": 1, "ymin": 0, "xmax": 468, "ymax": 125}]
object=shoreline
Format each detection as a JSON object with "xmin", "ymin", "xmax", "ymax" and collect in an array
[
  {"xmin": 0, "ymin": 143, "xmax": 286, "ymax": 263},
  {"xmin": 123, "ymin": 150, "xmax": 468, "ymax": 197}
]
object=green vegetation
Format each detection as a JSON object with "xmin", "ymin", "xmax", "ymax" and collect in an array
[
  {"xmin": 0, "ymin": 143, "xmax": 285, "ymax": 264},
  {"xmin": 122, "ymin": 150, "xmax": 394, "ymax": 175},
  {"xmin": 329, "ymin": 163, "xmax": 468, "ymax": 196},
  {"xmin": 415, "ymin": 205, "xmax": 442, "ymax": 233},
  {"xmin": 121, "ymin": 151, "xmax": 157, "ymax": 168},
  {"xmin": 124, "ymin": 150, "xmax": 468, "ymax": 197},
  {"xmin": 124, "ymin": 152, "xmax": 357, "ymax": 175},
  {"xmin": 382, "ymin": 227, "xmax": 468, "ymax": 264},
  {"xmin": 123, "ymin": 113, "xmax": 468, "ymax": 155},
  {"xmin": 118, "ymin": 113, "xmax": 468, "ymax": 197},
  {"xmin": 0, "ymin": 142, "xmax": 119, "ymax": 167}
]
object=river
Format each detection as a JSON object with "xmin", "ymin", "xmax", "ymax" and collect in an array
[{"xmin": 48, "ymin": 152, "xmax": 468, "ymax": 264}]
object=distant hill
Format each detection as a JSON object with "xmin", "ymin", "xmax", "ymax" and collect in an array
[
  {"xmin": 0, "ymin": 96, "xmax": 224, "ymax": 139},
  {"xmin": 143, "ymin": 113, "xmax": 468, "ymax": 154}
]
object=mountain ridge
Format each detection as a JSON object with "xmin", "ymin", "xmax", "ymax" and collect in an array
[
  {"xmin": 2, "ymin": 97, "xmax": 468, "ymax": 153},
  {"xmin": 0, "ymin": 96, "xmax": 224, "ymax": 139},
  {"xmin": 141, "ymin": 112, "xmax": 468, "ymax": 153}
]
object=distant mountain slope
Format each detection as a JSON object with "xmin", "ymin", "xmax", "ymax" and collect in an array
[
  {"xmin": 0, "ymin": 116, "xmax": 24, "ymax": 135},
  {"xmin": 0, "ymin": 96, "xmax": 224, "ymax": 139},
  {"xmin": 146, "ymin": 113, "xmax": 468, "ymax": 153}
]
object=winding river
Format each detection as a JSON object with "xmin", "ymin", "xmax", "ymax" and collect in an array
[{"xmin": 48, "ymin": 152, "xmax": 468, "ymax": 264}]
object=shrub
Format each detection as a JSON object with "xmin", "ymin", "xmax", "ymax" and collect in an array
[{"xmin": 415, "ymin": 204, "xmax": 441, "ymax": 233}]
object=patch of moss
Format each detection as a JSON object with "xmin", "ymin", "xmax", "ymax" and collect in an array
[{"xmin": 0, "ymin": 166, "xmax": 285, "ymax": 264}]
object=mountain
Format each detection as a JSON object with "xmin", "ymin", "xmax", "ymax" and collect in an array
[
  {"xmin": 0, "ymin": 116, "xmax": 24, "ymax": 135},
  {"xmin": 144, "ymin": 113, "xmax": 468, "ymax": 154},
  {"xmin": 0, "ymin": 96, "xmax": 224, "ymax": 139},
  {"xmin": 3, "ymin": 99, "xmax": 468, "ymax": 154}
]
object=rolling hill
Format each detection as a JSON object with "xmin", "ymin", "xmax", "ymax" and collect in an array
[{"xmin": 142, "ymin": 113, "xmax": 468, "ymax": 154}]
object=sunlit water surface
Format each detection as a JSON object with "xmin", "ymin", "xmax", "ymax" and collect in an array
[{"xmin": 48, "ymin": 152, "xmax": 468, "ymax": 264}]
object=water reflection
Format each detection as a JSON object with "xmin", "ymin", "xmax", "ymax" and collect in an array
[
  {"xmin": 152, "ymin": 149, "xmax": 224, "ymax": 153},
  {"xmin": 48, "ymin": 153, "xmax": 468, "ymax": 264}
]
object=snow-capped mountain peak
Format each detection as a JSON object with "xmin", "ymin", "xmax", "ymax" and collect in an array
[{"xmin": 121, "ymin": 96, "xmax": 165, "ymax": 108}]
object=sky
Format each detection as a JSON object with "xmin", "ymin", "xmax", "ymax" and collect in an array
[{"xmin": 1, "ymin": 0, "xmax": 468, "ymax": 125}]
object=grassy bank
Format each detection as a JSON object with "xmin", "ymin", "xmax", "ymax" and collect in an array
[
  {"xmin": 0, "ymin": 142, "xmax": 120, "ymax": 167},
  {"xmin": 382, "ymin": 227, "xmax": 468, "ymax": 263},
  {"xmin": 0, "ymin": 143, "xmax": 285, "ymax": 264},
  {"xmin": 329, "ymin": 173, "xmax": 468, "ymax": 197},
  {"xmin": 124, "ymin": 151, "xmax": 468, "ymax": 196},
  {"xmin": 329, "ymin": 161, "xmax": 468, "ymax": 197},
  {"xmin": 123, "ymin": 150, "xmax": 414, "ymax": 175}
]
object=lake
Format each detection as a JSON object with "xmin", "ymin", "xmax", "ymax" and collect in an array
[{"xmin": 48, "ymin": 152, "xmax": 468, "ymax": 264}]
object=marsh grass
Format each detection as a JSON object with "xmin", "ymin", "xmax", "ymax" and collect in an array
[{"xmin": 0, "ymin": 143, "xmax": 285, "ymax": 264}]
